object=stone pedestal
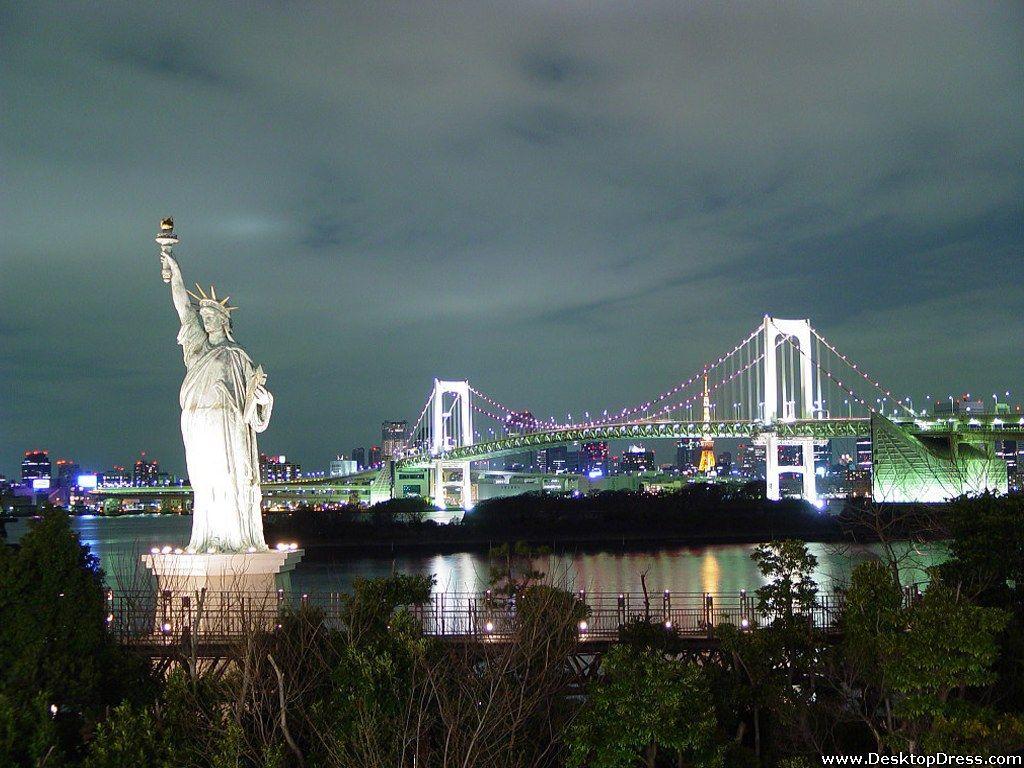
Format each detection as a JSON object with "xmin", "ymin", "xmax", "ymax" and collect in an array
[{"xmin": 142, "ymin": 550, "xmax": 304, "ymax": 639}]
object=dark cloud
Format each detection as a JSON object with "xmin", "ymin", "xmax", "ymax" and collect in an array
[{"xmin": 1, "ymin": 1, "xmax": 1022, "ymax": 476}]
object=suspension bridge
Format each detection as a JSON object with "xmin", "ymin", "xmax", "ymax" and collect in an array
[
  {"xmin": 388, "ymin": 316, "xmax": 1017, "ymax": 507},
  {"xmin": 97, "ymin": 316, "xmax": 1020, "ymax": 509}
]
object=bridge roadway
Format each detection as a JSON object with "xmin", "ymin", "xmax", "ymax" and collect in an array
[
  {"xmin": 395, "ymin": 414, "xmax": 1024, "ymax": 468},
  {"xmin": 91, "ymin": 414, "xmax": 1023, "ymax": 502}
]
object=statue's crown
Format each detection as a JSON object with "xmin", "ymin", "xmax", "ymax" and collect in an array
[{"xmin": 187, "ymin": 284, "xmax": 237, "ymax": 317}]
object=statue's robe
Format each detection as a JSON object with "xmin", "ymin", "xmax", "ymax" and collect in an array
[{"xmin": 178, "ymin": 308, "xmax": 268, "ymax": 553}]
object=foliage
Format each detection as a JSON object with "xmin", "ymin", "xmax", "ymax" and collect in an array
[
  {"xmin": 829, "ymin": 560, "xmax": 1016, "ymax": 755},
  {"xmin": 618, "ymin": 616, "xmax": 681, "ymax": 652},
  {"xmin": 0, "ymin": 509, "xmax": 148, "ymax": 765},
  {"xmin": 751, "ymin": 540, "xmax": 819, "ymax": 622},
  {"xmin": 567, "ymin": 645, "xmax": 722, "ymax": 768},
  {"xmin": 884, "ymin": 577, "xmax": 1009, "ymax": 723},
  {"xmin": 486, "ymin": 541, "xmax": 549, "ymax": 597},
  {"xmin": 82, "ymin": 701, "xmax": 165, "ymax": 768},
  {"xmin": 342, "ymin": 573, "xmax": 434, "ymax": 638},
  {"xmin": 368, "ymin": 496, "xmax": 437, "ymax": 523}
]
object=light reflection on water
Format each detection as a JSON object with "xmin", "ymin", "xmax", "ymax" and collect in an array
[{"xmin": 7, "ymin": 515, "xmax": 947, "ymax": 596}]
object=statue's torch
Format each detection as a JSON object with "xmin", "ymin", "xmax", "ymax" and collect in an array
[{"xmin": 155, "ymin": 217, "xmax": 179, "ymax": 283}]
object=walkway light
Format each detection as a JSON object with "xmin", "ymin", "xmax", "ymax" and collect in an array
[
  {"xmin": 578, "ymin": 620, "xmax": 588, "ymax": 632},
  {"xmin": 484, "ymin": 621, "xmax": 494, "ymax": 633}
]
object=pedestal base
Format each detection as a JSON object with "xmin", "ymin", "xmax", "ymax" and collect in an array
[{"xmin": 142, "ymin": 550, "xmax": 304, "ymax": 639}]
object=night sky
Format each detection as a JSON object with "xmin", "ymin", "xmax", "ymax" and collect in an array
[{"xmin": 2, "ymin": 2, "xmax": 1022, "ymax": 477}]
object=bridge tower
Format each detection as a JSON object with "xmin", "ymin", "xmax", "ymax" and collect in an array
[
  {"xmin": 429, "ymin": 379, "xmax": 474, "ymax": 510},
  {"xmin": 759, "ymin": 317, "xmax": 819, "ymax": 504},
  {"xmin": 697, "ymin": 373, "xmax": 717, "ymax": 474}
]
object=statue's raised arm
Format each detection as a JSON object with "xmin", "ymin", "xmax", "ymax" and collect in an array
[{"xmin": 161, "ymin": 251, "xmax": 193, "ymax": 325}]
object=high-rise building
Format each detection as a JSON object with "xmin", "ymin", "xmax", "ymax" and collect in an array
[
  {"xmin": 535, "ymin": 448, "xmax": 548, "ymax": 474},
  {"xmin": 676, "ymin": 439, "xmax": 700, "ymax": 473},
  {"xmin": 351, "ymin": 447, "xmax": 366, "ymax": 469},
  {"xmin": 21, "ymin": 450, "xmax": 51, "ymax": 482},
  {"xmin": 814, "ymin": 441, "xmax": 833, "ymax": 474},
  {"xmin": 619, "ymin": 445, "xmax": 655, "ymax": 474},
  {"xmin": 716, "ymin": 451, "xmax": 733, "ymax": 476},
  {"xmin": 581, "ymin": 442, "xmax": 609, "ymax": 476},
  {"xmin": 566, "ymin": 450, "xmax": 581, "ymax": 474},
  {"xmin": 856, "ymin": 437, "xmax": 872, "ymax": 470},
  {"xmin": 736, "ymin": 443, "xmax": 765, "ymax": 479},
  {"xmin": 259, "ymin": 454, "xmax": 300, "ymax": 483},
  {"xmin": 368, "ymin": 445, "xmax": 383, "ymax": 468},
  {"xmin": 996, "ymin": 440, "xmax": 1018, "ymax": 477},
  {"xmin": 133, "ymin": 453, "xmax": 160, "ymax": 487},
  {"xmin": 329, "ymin": 457, "xmax": 359, "ymax": 477},
  {"xmin": 778, "ymin": 445, "xmax": 802, "ymax": 466},
  {"xmin": 547, "ymin": 446, "xmax": 569, "ymax": 473},
  {"xmin": 100, "ymin": 465, "xmax": 130, "ymax": 487},
  {"xmin": 381, "ymin": 420, "xmax": 409, "ymax": 460},
  {"xmin": 54, "ymin": 458, "xmax": 80, "ymax": 489}
]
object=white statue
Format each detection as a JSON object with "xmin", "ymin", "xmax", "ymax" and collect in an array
[{"xmin": 158, "ymin": 223, "xmax": 273, "ymax": 553}]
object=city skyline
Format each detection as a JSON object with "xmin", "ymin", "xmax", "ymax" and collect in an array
[{"xmin": 3, "ymin": 3, "xmax": 1023, "ymax": 477}]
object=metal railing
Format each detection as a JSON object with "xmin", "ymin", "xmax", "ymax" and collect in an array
[{"xmin": 105, "ymin": 586, "xmax": 870, "ymax": 648}]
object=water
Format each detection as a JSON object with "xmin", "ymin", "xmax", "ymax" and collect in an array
[{"xmin": 6, "ymin": 515, "xmax": 946, "ymax": 596}]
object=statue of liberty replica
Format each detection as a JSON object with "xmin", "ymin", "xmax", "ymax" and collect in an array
[{"xmin": 156, "ymin": 218, "xmax": 272, "ymax": 553}]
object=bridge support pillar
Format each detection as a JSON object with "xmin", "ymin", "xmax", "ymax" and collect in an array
[
  {"xmin": 762, "ymin": 435, "xmax": 819, "ymax": 506},
  {"xmin": 432, "ymin": 460, "xmax": 473, "ymax": 511},
  {"xmin": 765, "ymin": 434, "xmax": 780, "ymax": 501}
]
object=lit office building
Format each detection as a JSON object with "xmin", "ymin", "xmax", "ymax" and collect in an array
[
  {"xmin": 329, "ymin": 457, "xmax": 359, "ymax": 477},
  {"xmin": 259, "ymin": 454, "xmax": 300, "ymax": 483},
  {"xmin": 133, "ymin": 453, "xmax": 160, "ymax": 486},
  {"xmin": 716, "ymin": 451, "xmax": 733, "ymax": 476},
  {"xmin": 856, "ymin": 437, "xmax": 872, "ymax": 470},
  {"xmin": 351, "ymin": 447, "xmax": 366, "ymax": 469},
  {"xmin": 368, "ymin": 445, "xmax": 383, "ymax": 468},
  {"xmin": 100, "ymin": 466, "xmax": 131, "ymax": 487},
  {"xmin": 546, "ymin": 446, "xmax": 569, "ymax": 473},
  {"xmin": 676, "ymin": 439, "xmax": 700, "ymax": 473},
  {"xmin": 619, "ymin": 445, "xmax": 655, "ymax": 474},
  {"xmin": 736, "ymin": 443, "xmax": 766, "ymax": 479},
  {"xmin": 21, "ymin": 450, "xmax": 51, "ymax": 482},
  {"xmin": 381, "ymin": 420, "xmax": 409, "ymax": 459},
  {"xmin": 581, "ymin": 441, "xmax": 609, "ymax": 476}
]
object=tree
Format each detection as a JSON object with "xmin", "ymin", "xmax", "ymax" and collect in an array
[
  {"xmin": 567, "ymin": 645, "xmax": 722, "ymax": 768},
  {"xmin": 883, "ymin": 578, "xmax": 1010, "ymax": 753},
  {"xmin": 825, "ymin": 561, "xmax": 1018, "ymax": 755},
  {"xmin": 751, "ymin": 540, "xmax": 818, "ymax": 624},
  {"xmin": 0, "ymin": 509, "xmax": 148, "ymax": 765},
  {"xmin": 310, "ymin": 574, "xmax": 436, "ymax": 768},
  {"xmin": 486, "ymin": 541, "xmax": 548, "ymax": 597}
]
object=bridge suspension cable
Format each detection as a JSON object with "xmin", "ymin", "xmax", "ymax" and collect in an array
[
  {"xmin": 807, "ymin": 326, "xmax": 915, "ymax": 417},
  {"xmin": 469, "ymin": 325, "xmax": 764, "ymax": 430}
]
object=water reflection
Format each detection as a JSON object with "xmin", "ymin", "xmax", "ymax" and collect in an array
[{"xmin": 7, "ymin": 515, "xmax": 948, "ymax": 595}]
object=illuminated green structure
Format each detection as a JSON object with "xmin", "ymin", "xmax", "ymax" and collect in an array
[{"xmin": 871, "ymin": 414, "xmax": 1008, "ymax": 503}]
